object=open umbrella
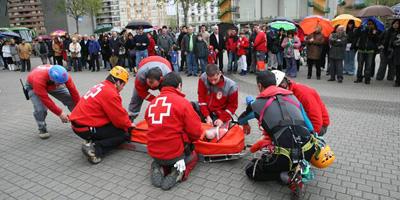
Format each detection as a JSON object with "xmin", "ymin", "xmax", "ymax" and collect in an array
[
  {"xmin": 300, "ymin": 15, "xmax": 333, "ymax": 37},
  {"xmin": 0, "ymin": 31, "xmax": 21, "ymax": 38},
  {"xmin": 37, "ymin": 35, "xmax": 51, "ymax": 40},
  {"xmin": 332, "ymin": 14, "xmax": 362, "ymax": 28},
  {"xmin": 125, "ymin": 20, "xmax": 153, "ymax": 29},
  {"xmin": 110, "ymin": 27, "xmax": 122, "ymax": 33},
  {"xmin": 271, "ymin": 17, "xmax": 295, "ymax": 24},
  {"xmin": 94, "ymin": 24, "xmax": 113, "ymax": 34},
  {"xmin": 361, "ymin": 16, "xmax": 385, "ymax": 32},
  {"xmin": 50, "ymin": 30, "xmax": 66, "ymax": 37},
  {"xmin": 270, "ymin": 21, "xmax": 297, "ymax": 31},
  {"xmin": 357, "ymin": 5, "xmax": 394, "ymax": 17}
]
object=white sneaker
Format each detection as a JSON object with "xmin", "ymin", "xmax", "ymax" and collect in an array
[{"xmin": 39, "ymin": 130, "xmax": 50, "ymax": 139}]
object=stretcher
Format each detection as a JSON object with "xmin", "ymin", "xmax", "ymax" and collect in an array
[{"xmin": 119, "ymin": 120, "xmax": 247, "ymax": 162}]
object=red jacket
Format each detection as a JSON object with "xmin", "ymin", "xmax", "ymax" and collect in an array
[
  {"xmin": 198, "ymin": 74, "xmax": 238, "ymax": 122},
  {"xmin": 69, "ymin": 80, "xmax": 132, "ymax": 131},
  {"xmin": 135, "ymin": 56, "xmax": 172, "ymax": 101},
  {"xmin": 253, "ymin": 31, "xmax": 267, "ymax": 52},
  {"xmin": 237, "ymin": 37, "xmax": 249, "ymax": 56},
  {"xmin": 145, "ymin": 87, "xmax": 202, "ymax": 160},
  {"xmin": 27, "ymin": 65, "xmax": 80, "ymax": 116},
  {"xmin": 289, "ymin": 81, "xmax": 330, "ymax": 133},
  {"xmin": 225, "ymin": 36, "xmax": 238, "ymax": 52},
  {"xmin": 147, "ymin": 36, "xmax": 156, "ymax": 56}
]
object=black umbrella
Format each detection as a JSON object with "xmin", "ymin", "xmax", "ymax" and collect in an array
[{"xmin": 125, "ymin": 20, "xmax": 153, "ymax": 29}]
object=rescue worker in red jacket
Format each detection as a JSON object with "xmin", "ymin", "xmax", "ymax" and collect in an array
[
  {"xmin": 272, "ymin": 70, "xmax": 330, "ymax": 135},
  {"xmin": 253, "ymin": 24, "xmax": 268, "ymax": 71},
  {"xmin": 145, "ymin": 72, "xmax": 202, "ymax": 190},
  {"xmin": 25, "ymin": 65, "xmax": 80, "ymax": 139},
  {"xmin": 69, "ymin": 66, "xmax": 134, "ymax": 164},
  {"xmin": 128, "ymin": 56, "xmax": 172, "ymax": 121},
  {"xmin": 197, "ymin": 64, "xmax": 238, "ymax": 127}
]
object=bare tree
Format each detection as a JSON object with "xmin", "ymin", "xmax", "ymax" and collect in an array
[
  {"xmin": 57, "ymin": 0, "xmax": 87, "ymax": 34},
  {"xmin": 85, "ymin": 0, "xmax": 103, "ymax": 31}
]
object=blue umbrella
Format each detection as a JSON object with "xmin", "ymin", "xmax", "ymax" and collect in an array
[
  {"xmin": 0, "ymin": 31, "xmax": 21, "ymax": 38},
  {"xmin": 361, "ymin": 17, "xmax": 384, "ymax": 32}
]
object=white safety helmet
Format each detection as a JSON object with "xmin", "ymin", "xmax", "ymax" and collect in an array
[{"xmin": 271, "ymin": 70, "xmax": 286, "ymax": 86}]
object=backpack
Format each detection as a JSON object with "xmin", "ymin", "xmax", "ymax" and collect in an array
[{"xmin": 251, "ymin": 94, "xmax": 312, "ymax": 167}]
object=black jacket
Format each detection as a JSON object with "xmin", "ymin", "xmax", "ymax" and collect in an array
[
  {"xmin": 100, "ymin": 39, "xmax": 110, "ymax": 59},
  {"xmin": 133, "ymin": 34, "xmax": 149, "ymax": 51},
  {"xmin": 177, "ymin": 32, "xmax": 187, "ymax": 48},
  {"xmin": 125, "ymin": 38, "xmax": 136, "ymax": 51},
  {"xmin": 210, "ymin": 33, "xmax": 225, "ymax": 51},
  {"xmin": 80, "ymin": 40, "xmax": 90, "ymax": 57},
  {"xmin": 109, "ymin": 37, "xmax": 122, "ymax": 56},
  {"xmin": 355, "ymin": 28, "xmax": 380, "ymax": 51}
]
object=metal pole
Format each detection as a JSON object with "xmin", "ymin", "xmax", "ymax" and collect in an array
[{"xmin": 176, "ymin": 2, "xmax": 180, "ymax": 28}]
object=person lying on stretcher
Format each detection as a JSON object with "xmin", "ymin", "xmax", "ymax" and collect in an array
[{"xmin": 145, "ymin": 72, "xmax": 202, "ymax": 190}]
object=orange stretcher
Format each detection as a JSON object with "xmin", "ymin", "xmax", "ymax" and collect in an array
[{"xmin": 119, "ymin": 120, "xmax": 247, "ymax": 162}]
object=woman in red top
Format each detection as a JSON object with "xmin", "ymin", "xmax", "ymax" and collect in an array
[
  {"xmin": 147, "ymin": 32, "xmax": 156, "ymax": 56},
  {"xmin": 237, "ymin": 31, "xmax": 250, "ymax": 75}
]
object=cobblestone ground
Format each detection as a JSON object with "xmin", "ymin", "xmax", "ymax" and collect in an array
[{"xmin": 0, "ymin": 57, "xmax": 399, "ymax": 200}]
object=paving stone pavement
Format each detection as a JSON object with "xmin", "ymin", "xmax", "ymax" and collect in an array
[{"xmin": 0, "ymin": 57, "xmax": 399, "ymax": 200}]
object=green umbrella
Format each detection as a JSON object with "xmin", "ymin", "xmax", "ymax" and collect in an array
[
  {"xmin": 270, "ymin": 21, "xmax": 296, "ymax": 31},
  {"xmin": 94, "ymin": 24, "xmax": 113, "ymax": 34}
]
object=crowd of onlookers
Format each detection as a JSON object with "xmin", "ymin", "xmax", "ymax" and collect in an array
[{"xmin": 1, "ymin": 19, "xmax": 399, "ymax": 87}]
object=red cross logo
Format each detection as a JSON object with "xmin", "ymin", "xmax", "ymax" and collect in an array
[{"xmin": 148, "ymin": 97, "xmax": 171, "ymax": 124}]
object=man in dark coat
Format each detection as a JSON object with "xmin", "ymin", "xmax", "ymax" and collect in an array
[
  {"xmin": 328, "ymin": 26, "xmax": 347, "ymax": 83},
  {"xmin": 209, "ymin": 26, "xmax": 225, "ymax": 72}
]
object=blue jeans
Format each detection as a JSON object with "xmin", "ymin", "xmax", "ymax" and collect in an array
[
  {"xmin": 198, "ymin": 58, "xmax": 207, "ymax": 74},
  {"xmin": 228, "ymin": 52, "xmax": 238, "ymax": 72},
  {"xmin": 276, "ymin": 51, "xmax": 284, "ymax": 66},
  {"xmin": 343, "ymin": 49, "xmax": 355, "ymax": 75},
  {"xmin": 136, "ymin": 50, "xmax": 148, "ymax": 67},
  {"xmin": 285, "ymin": 57, "xmax": 297, "ymax": 77},
  {"xmin": 186, "ymin": 52, "xmax": 198, "ymax": 75},
  {"xmin": 172, "ymin": 63, "xmax": 179, "ymax": 72}
]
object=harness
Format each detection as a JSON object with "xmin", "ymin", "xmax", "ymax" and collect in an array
[{"xmin": 256, "ymin": 94, "xmax": 317, "ymax": 170}]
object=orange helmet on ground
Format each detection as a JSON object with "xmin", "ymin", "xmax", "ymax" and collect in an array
[{"xmin": 311, "ymin": 145, "xmax": 335, "ymax": 169}]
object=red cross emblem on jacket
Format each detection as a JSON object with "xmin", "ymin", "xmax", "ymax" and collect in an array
[{"xmin": 148, "ymin": 96, "xmax": 171, "ymax": 124}]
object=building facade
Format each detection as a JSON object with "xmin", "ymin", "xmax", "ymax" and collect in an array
[
  {"xmin": 118, "ymin": 0, "xmax": 168, "ymax": 28},
  {"xmin": 6, "ymin": 0, "xmax": 46, "ymax": 33},
  {"xmin": 182, "ymin": 0, "xmax": 220, "ymax": 27},
  {"xmin": 96, "ymin": 0, "xmax": 121, "ymax": 27}
]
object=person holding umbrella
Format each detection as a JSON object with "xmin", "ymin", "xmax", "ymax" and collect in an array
[
  {"xmin": 388, "ymin": 19, "xmax": 400, "ymax": 87},
  {"xmin": 354, "ymin": 19, "xmax": 380, "ymax": 84},
  {"xmin": 281, "ymin": 30, "xmax": 301, "ymax": 78},
  {"xmin": 35, "ymin": 37, "xmax": 49, "ymax": 65},
  {"xmin": 377, "ymin": 19, "xmax": 397, "ymax": 81},
  {"xmin": 305, "ymin": 26, "xmax": 325, "ymax": 79},
  {"xmin": 328, "ymin": 26, "xmax": 347, "ymax": 83},
  {"xmin": 134, "ymin": 26, "xmax": 150, "ymax": 68}
]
